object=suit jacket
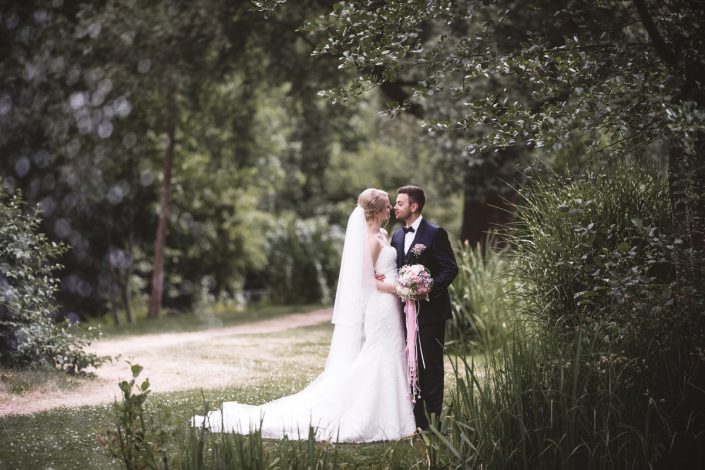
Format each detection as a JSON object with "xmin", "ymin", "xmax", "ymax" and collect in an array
[{"xmin": 392, "ymin": 218, "xmax": 458, "ymax": 326}]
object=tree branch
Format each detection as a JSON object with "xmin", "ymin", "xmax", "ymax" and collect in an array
[
  {"xmin": 632, "ymin": 0, "xmax": 679, "ymax": 68},
  {"xmin": 379, "ymin": 81, "xmax": 424, "ymax": 118}
]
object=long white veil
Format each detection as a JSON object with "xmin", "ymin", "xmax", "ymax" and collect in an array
[{"xmin": 324, "ymin": 205, "xmax": 375, "ymax": 373}]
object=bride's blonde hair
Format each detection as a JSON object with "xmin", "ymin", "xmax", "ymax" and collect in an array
[{"xmin": 358, "ymin": 188, "xmax": 390, "ymax": 225}]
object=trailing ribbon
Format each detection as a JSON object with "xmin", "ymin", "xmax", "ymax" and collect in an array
[{"xmin": 405, "ymin": 299, "xmax": 425, "ymax": 402}]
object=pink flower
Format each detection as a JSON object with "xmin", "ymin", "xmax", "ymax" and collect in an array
[
  {"xmin": 396, "ymin": 264, "xmax": 433, "ymax": 301},
  {"xmin": 410, "ymin": 244, "xmax": 427, "ymax": 257}
]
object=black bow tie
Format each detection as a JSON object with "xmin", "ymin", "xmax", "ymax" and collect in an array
[{"xmin": 402, "ymin": 226, "xmax": 415, "ymax": 234}]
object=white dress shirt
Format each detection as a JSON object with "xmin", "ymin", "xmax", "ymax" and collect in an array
[{"xmin": 403, "ymin": 216, "xmax": 423, "ymax": 254}]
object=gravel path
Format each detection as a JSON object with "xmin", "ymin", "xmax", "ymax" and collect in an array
[{"xmin": 0, "ymin": 308, "xmax": 333, "ymax": 416}]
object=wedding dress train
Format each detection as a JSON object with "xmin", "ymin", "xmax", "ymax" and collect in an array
[{"xmin": 193, "ymin": 245, "xmax": 416, "ymax": 442}]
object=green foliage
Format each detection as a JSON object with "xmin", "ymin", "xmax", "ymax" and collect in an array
[
  {"xmin": 426, "ymin": 165, "xmax": 705, "ymax": 468},
  {"xmin": 299, "ymin": 0, "xmax": 705, "ymax": 255},
  {"xmin": 100, "ymin": 362, "xmax": 169, "ymax": 470},
  {"xmin": 424, "ymin": 329, "xmax": 705, "ymax": 469},
  {"xmin": 447, "ymin": 238, "xmax": 517, "ymax": 351},
  {"xmin": 303, "ymin": 1, "xmax": 705, "ymax": 158},
  {"xmin": 512, "ymin": 164, "xmax": 681, "ymax": 354},
  {"xmin": 262, "ymin": 215, "xmax": 342, "ymax": 305},
  {"xmin": 0, "ymin": 191, "xmax": 103, "ymax": 372},
  {"xmin": 180, "ymin": 424, "xmax": 340, "ymax": 470},
  {"xmin": 1, "ymin": 1, "xmax": 468, "ymax": 321}
]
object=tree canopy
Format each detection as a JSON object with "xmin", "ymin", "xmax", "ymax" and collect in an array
[{"xmin": 291, "ymin": 0, "xmax": 705, "ymax": 313}]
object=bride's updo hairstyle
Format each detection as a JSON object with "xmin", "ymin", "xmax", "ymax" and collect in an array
[{"xmin": 358, "ymin": 188, "xmax": 390, "ymax": 224}]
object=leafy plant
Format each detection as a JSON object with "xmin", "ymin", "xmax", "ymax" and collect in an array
[
  {"xmin": 261, "ymin": 214, "xmax": 342, "ymax": 305},
  {"xmin": 99, "ymin": 362, "xmax": 169, "ymax": 470},
  {"xmin": 0, "ymin": 190, "xmax": 103, "ymax": 372},
  {"xmin": 101, "ymin": 364, "xmax": 343, "ymax": 470},
  {"xmin": 447, "ymin": 237, "xmax": 518, "ymax": 352},
  {"xmin": 511, "ymin": 164, "xmax": 686, "ymax": 357},
  {"xmin": 424, "ymin": 165, "xmax": 705, "ymax": 469}
]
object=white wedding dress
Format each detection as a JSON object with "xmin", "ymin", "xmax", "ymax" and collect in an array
[{"xmin": 193, "ymin": 245, "xmax": 416, "ymax": 442}]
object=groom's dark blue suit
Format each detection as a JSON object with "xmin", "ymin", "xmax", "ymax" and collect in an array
[{"xmin": 392, "ymin": 218, "xmax": 458, "ymax": 429}]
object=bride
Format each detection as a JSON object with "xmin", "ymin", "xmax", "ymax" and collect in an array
[{"xmin": 193, "ymin": 188, "xmax": 416, "ymax": 442}]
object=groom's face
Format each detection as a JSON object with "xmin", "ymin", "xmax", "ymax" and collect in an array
[{"xmin": 394, "ymin": 194, "xmax": 415, "ymax": 223}]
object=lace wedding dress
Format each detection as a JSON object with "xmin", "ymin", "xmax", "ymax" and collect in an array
[{"xmin": 193, "ymin": 245, "xmax": 416, "ymax": 442}]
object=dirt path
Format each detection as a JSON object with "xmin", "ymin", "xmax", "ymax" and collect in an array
[{"xmin": 0, "ymin": 308, "xmax": 333, "ymax": 417}]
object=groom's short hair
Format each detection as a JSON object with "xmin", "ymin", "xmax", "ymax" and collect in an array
[{"xmin": 398, "ymin": 186, "xmax": 425, "ymax": 212}]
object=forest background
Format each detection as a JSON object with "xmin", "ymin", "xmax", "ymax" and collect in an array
[
  {"xmin": 2, "ymin": 0, "xmax": 705, "ymax": 468},
  {"xmin": 1, "ymin": 0, "xmax": 477, "ymax": 326}
]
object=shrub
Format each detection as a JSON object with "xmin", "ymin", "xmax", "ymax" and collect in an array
[
  {"xmin": 425, "ymin": 329, "xmax": 681, "ymax": 469},
  {"xmin": 512, "ymin": 165, "xmax": 686, "ymax": 356},
  {"xmin": 427, "ymin": 164, "xmax": 705, "ymax": 469},
  {"xmin": 261, "ymin": 214, "xmax": 342, "ymax": 305},
  {"xmin": 99, "ymin": 363, "xmax": 169, "ymax": 470},
  {"xmin": 0, "ymin": 191, "xmax": 103, "ymax": 372},
  {"xmin": 447, "ymin": 238, "xmax": 517, "ymax": 351}
]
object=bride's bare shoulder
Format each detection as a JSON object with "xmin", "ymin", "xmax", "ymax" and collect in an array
[{"xmin": 378, "ymin": 228, "xmax": 390, "ymax": 246}]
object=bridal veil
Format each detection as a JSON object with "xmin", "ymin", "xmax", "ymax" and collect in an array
[{"xmin": 325, "ymin": 205, "xmax": 375, "ymax": 373}]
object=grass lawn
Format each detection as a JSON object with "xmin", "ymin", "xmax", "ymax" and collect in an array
[
  {"xmin": 94, "ymin": 303, "xmax": 326, "ymax": 338},
  {"xmin": 0, "ymin": 317, "xmax": 455, "ymax": 469},
  {"xmin": 0, "ymin": 370, "xmax": 424, "ymax": 469}
]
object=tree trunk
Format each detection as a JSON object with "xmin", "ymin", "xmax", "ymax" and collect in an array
[
  {"xmin": 461, "ymin": 194, "xmax": 514, "ymax": 248},
  {"xmin": 148, "ymin": 87, "xmax": 178, "ymax": 319},
  {"xmin": 668, "ymin": 135, "xmax": 705, "ymax": 318},
  {"xmin": 689, "ymin": 132, "xmax": 705, "ymax": 256},
  {"xmin": 122, "ymin": 231, "xmax": 135, "ymax": 324},
  {"xmin": 460, "ymin": 147, "xmax": 520, "ymax": 248},
  {"xmin": 109, "ymin": 264, "xmax": 121, "ymax": 326},
  {"xmin": 107, "ymin": 227, "xmax": 120, "ymax": 325}
]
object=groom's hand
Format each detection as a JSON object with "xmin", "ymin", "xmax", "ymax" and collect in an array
[{"xmin": 375, "ymin": 272, "xmax": 386, "ymax": 281}]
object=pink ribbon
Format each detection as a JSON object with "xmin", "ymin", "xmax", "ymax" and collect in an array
[{"xmin": 405, "ymin": 299, "xmax": 422, "ymax": 402}]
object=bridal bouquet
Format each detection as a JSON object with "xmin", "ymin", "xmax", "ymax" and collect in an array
[
  {"xmin": 396, "ymin": 264, "xmax": 433, "ymax": 301},
  {"xmin": 396, "ymin": 264, "xmax": 433, "ymax": 402}
]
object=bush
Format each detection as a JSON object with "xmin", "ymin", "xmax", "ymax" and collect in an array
[
  {"xmin": 261, "ymin": 214, "xmax": 343, "ymax": 305},
  {"xmin": 0, "ymin": 191, "xmax": 103, "ymax": 372},
  {"xmin": 427, "ymin": 164, "xmax": 705, "ymax": 469},
  {"xmin": 99, "ymin": 363, "xmax": 170, "ymax": 470},
  {"xmin": 425, "ymin": 328, "xmax": 703, "ymax": 469},
  {"xmin": 512, "ymin": 165, "xmax": 686, "ymax": 356},
  {"xmin": 447, "ymin": 238, "xmax": 517, "ymax": 351}
]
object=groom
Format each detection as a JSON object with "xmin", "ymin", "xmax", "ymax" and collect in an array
[{"xmin": 391, "ymin": 185, "xmax": 458, "ymax": 430}]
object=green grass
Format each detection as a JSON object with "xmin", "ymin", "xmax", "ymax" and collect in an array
[
  {"xmin": 1, "ymin": 319, "xmax": 454, "ymax": 469},
  {"xmin": 93, "ymin": 303, "xmax": 326, "ymax": 338},
  {"xmin": 0, "ymin": 374, "xmax": 423, "ymax": 469},
  {"xmin": 0, "ymin": 366, "xmax": 91, "ymax": 396},
  {"xmin": 0, "ymin": 403, "xmax": 117, "ymax": 470},
  {"xmin": 447, "ymin": 239, "xmax": 520, "ymax": 352}
]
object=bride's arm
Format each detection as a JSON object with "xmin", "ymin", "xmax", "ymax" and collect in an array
[
  {"xmin": 369, "ymin": 235, "xmax": 395, "ymax": 293},
  {"xmin": 376, "ymin": 279, "xmax": 397, "ymax": 294}
]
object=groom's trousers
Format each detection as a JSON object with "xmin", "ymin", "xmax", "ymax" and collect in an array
[{"xmin": 414, "ymin": 321, "xmax": 446, "ymax": 430}]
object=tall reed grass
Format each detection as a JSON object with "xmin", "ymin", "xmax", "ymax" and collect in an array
[
  {"xmin": 427, "ymin": 164, "xmax": 705, "ymax": 469},
  {"xmin": 179, "ymin": 423, "xmax": 340, "ymax": 470},
  {"xmin": 425, "ymin": 328, "xmax": 687, "ymax": 469},
  {"xmin": 447, "ymin": 237, "xmax": 518, "ymax": 352}
]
